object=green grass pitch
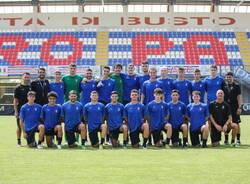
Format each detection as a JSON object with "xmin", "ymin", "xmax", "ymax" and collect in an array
[{"xmin": 0, "ymin": 116, "xmax": 250, "ymax": 184}]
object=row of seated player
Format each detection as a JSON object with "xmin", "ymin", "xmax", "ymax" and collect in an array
[{"xmin": 109, "ymin": 31, "xmax": 236, "ymax": 38}]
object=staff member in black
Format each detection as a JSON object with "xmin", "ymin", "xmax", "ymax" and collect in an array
[
  {"xmin": 222, "ymin": 72, "xmax": 243, "ymax": 146},
  {"xmin": 13, "ymin": 72, "xmax": 31, "ymax": 146},
  {"xmin": 209, "ymin": 90, "xmax": 234, "ymax": 147},
  {"xmin": 31, "ymin": 67, "xmax": 50, "ymax": 106}
]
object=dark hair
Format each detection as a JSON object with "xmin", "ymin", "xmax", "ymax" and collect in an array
[
  {"xmin": 38, "ymin": 67, "xmax": 46, "ymax": 72},
  {"xmin": 210, "ymin": 65, "xmax": 217, "ymax": 70},
  {"xmin": 171, "ymin": 89, "xmax": 179, "ymax": 95},
  {"xmin": 86, "ymin": 68, "xmax": 92, "ymax": 72},
  {"xmin": 27, "ymin": 91, "xmax": 36, "ymax": 96},
  {"xmin": 192, "ymin": 91, "xmax": 201, "ymax": 96},
  {"xmin": 115, "ymin": 64, "xmax": 123, "ymax": 69},
  {"xmin": 141, "ymin": 61, "xmax": 149, "ymax": 65},
  {"xmin": 69, "ymin": 63, "xmax": 77, "ymax": 68},
  {"xmin": 226, "ymin": 72, "xmax": 233, "ymax": 76},
  {"xmin": 178, "ymin": 67, "xmax": 185, "ymax": 71},
  {"xmin": 111, "ymin": 91, "xmax": 118, "ymax": 95},
  {"xmin": 103, "ymin": 66, "xmax": 110, "ymax": 71},
  {"xmin": 194, "ymin": 69, "xmax": 200, "ymax": 73},
  {"xmin": 69, "ymin": 90, "xmax": 77, "ymax": 95},
  {"xmin": 22, "ymin": 72, "xmax": 30, "ymax": 76},
  {"xmin": 131, "ymin": 89, "xmax": 139, "ymax": 94},
  {"xmin": 47, "ymin": 91, "xmax": 58, "ymax": 99},
  {"xmin": 154, "ymin": 88, "xmax": 163, "ymax": 95},
  {"xmin": 91, "ymin": 90, "xmax": 98, "ymax": 95}
]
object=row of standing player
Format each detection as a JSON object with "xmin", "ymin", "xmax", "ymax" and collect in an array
[{"xmin": 14, "ymin": 62, "xmax": 243, "ymax": 148}]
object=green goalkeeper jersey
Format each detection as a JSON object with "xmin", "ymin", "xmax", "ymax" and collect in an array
[
  {"xmin": 62, "ymin": 74, "xmax": 83, "ymax": 102},
  {"xmin": 110, "ymin": 73, "xmax": 123, "ymax": 103}
]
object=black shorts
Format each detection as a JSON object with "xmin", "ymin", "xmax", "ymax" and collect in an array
[
  {"xmin": 45, "ymin": 128, "xmax": 56, "ymax": 136},
  {"xmin": 89, "ymin": 124, "xmax": 102, "ymax": 146},
  {"xmin": 65, "ymin": 124, "xmax": 81, "ymax": 146},
  {"xmin": 130, "ymin": 127, "xmax": 143, "ymax": 146},
  {"xmin": 190, "ymin": 128, "xmax": 202, "ymax": 146},
  {"xmin": 151, "ymin": 129, "xmax": 162, "ymax": 144},
  {"xmin": 172, "ymin": 124, "xmax": 183, "ymax": 144},
  {"xmin": 210, "ymin": 126, "xmax": 222, "ymax": 144},
  {"xmin": 231, "ymin": 111, "xmax": 241, "ymax": 124},
  {"xmin": 110, "ymin": 127, "xmax": 122, "ymax": 141},
  {"xmin": 26, "ymin": 126, "xmax": 39, "ymax": 145}
]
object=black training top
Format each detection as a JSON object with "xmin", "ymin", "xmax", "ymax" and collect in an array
[
  {"xmin": 14, "ymin": 84, "xmax": 32, "ymax": 112},
  {"xmin": 209, "ymin": 101, "xmax": 231, "ymax": 126},
  {"xmin": 31, "ymin": 79, "xmax": 50, "ymax": 105},
  {"xmin": 222, "ymin": 82, "xmax": 241, "ymax": 110}
]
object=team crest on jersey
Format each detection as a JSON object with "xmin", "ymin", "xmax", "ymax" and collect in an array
[
  {"xmin": 185, "ymin": 83, "xmax": 188, "ymax": 86},
  {"xmin": 217, "ymin": 81, "xmax": 220, "ymax": 85},
  {"xmin": 179, "ymin": 107, "xmax": 181, "ymax": 111},
  {"xmin": 199, "ymin": 107, "xmax": 202, "ymax": 111},
  {"xmin": 222, "ymin": 105, "xmax": 225, "ymax": 109},
  {"xmin": 161, "ymin": 105, "xmax": 164, "ymax": 109},
  {"xmin": 117, "ymin": 108, "xmax": 120, "ymax": 112},
  {"xmin": 98, "ymin": 107, "xmax": 100, "ymax": 110},
  {"xmin": 137, "ymin": 107, "xmax": 140, "ymax": 111},
  {"xmin": 76, "ymin": 107, "xmax": 79, "ymax": 110},
  {"xmin": 200, "ymin": 84, "xmax": 202, "ymax": 88},
  {"xmin": 92, "ymin": 84, "xmax": 95, "ymax": 88},
  {"xmin": 108, "ymin": 83, "xmax": 111, "ymax": 86},
  {"xmin": 34, "ymin": 108, "xmax": 37, "ymax": 111}
]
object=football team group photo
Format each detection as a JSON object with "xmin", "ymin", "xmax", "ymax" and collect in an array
[{"xmin": 14, "ymin": 62, "xmax": 243, "ymax": 150}]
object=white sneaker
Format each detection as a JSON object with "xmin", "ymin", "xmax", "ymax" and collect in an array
[
  {"xmin": 57, "ymin": 145, "xmax": 62, "ymax": 149},
  {"xmin": 142, "ymin": 145, "xmax": 147, "ymax": 150},
  {"xmin": 235, "ymin": 142, "xmax": 240, "ymax": 148},
  {"xmin": 37, "ymin": 144, "xmax": 44, "ymax": 149}
]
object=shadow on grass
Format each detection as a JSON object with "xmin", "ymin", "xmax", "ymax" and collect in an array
[{"xmin": 18, "ymin": 143, "xmax": 250, "ymax": 151}]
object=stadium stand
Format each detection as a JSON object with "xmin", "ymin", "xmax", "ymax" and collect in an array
[{"xmin": 0, "ymin": 30, "xmax": 247, "ymax": 67}]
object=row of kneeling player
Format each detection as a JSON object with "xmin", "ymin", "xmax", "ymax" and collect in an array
[{"xmin": 19, "ymin": 87, "xmax": 241, "ymax": 149}]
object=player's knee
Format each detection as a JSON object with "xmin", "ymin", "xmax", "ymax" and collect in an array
[
  {"xmin": 166, "ymin": 123, "xmax": 172, "ymax": 130},
  {"xmin": 122, "ymin": 124, "xmax": 128, "ymax": 132},
  {"xmin": 57, "ymin": 125, "xmax": 63, "ymax": 133},
  {"xmin": 78, "ymin": 124, "xmax": 85, "ymax": 131},
  {"xmin": 102, "ymin": 123, "xmax": 107, "ymax": 130},
  {"xmin": 231, "ymin": 123, "xmax": 238, "ymax": 129},
  {"xmin": 143, "ymin": 123, "xmax": 149, "ymax": 130},
  {"xmin": 39, "ymin": 124, "xmax": 45, "ymax": 131},
  {"xmin": 182, "ymin": 124, "xmax": 188, "ymax": 132},
  {"xmin": 204, "ymin": 125, "xmax": 209, "ymax": 132}
]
